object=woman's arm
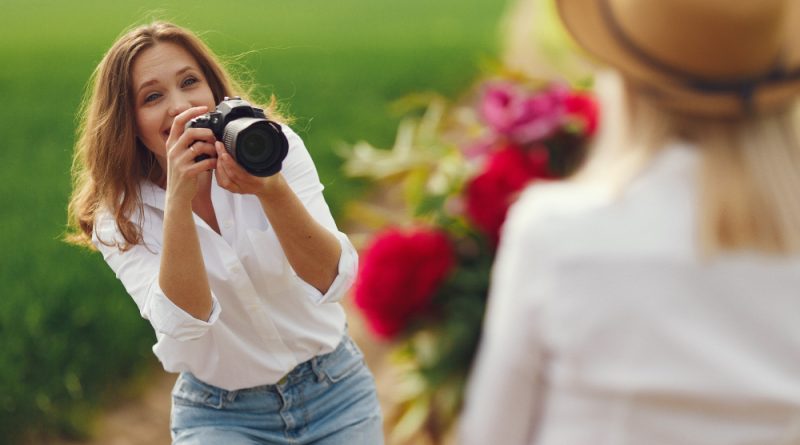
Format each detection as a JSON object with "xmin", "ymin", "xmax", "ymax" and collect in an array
[
  {"xmin": 159, "ymin": 192, "xmax": 214, "ymax": 320},
  {"xmin": 93, "ymin": 209, "xmax": 220, "ymax": 341},
  {"xmin": 214, "ymin": 140, "xmax": 341, "ymax": 294},
  {"xmin": 158, "ymin": 106, "xmax": 220, "ymax": 320},
  {"xmin": 254, "ymin": 174, "xmax": 341, "ymax": 293}
]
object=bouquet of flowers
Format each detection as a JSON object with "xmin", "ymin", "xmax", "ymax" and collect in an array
[{"xmin": 340, "ymin": 71, "xmax": 597, "ymax": 444}]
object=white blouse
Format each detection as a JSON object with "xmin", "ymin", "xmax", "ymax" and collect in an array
[
  {"xmin": 93, "ymin": 126, "xmax": 357, "ymax": 391},
  {"xmin": 460, "ymin": 144, "xmax": 800, "ymax": 444}
]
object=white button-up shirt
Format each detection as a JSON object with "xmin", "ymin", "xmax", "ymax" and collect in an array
[
  {"xmin": 93, "ymin": 126, "xmax": 357, "ymax": 391},
  {"xmin": 460, "ymin": 144, "xmax": 800, "ymax": 444}
]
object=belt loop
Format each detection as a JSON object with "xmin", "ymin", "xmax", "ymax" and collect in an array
[
  {"xmin": 311, "ymin": 356, "xmax": 325, "ymax": 382},
  {"xmin": 225, "ymin": 390, "xmax": 238, "ymax": 403}
]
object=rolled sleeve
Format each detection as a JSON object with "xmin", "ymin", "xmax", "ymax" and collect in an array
[
  {"xmin": 294, "ymin": 231, "xmax": 358, "ymax": 305},
  {"xmin": 93, "ymin": 213, "xmax": 221, "ymax": 342},
  {"xmin": 278, "ymin": 126, "xmax": 359, "ymax": 304},
  {"xmin": 142, "ymin": 282, "xmax": 222, "ymax": 341}
]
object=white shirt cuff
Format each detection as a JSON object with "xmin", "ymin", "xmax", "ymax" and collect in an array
[
  {"xmin": 144, "ymin": 284, "xmax": 222, "ymax": 341},
  {"xmin": 296, "ymin": 232, "xmax": 358, "ymax": 305}
]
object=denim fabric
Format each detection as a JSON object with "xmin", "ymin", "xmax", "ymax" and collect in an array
[{"xmin": 170, "ymin": 336, "xmax": 383, "ymax": 444}]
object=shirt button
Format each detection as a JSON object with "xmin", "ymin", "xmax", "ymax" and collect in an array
[{"xmin": 223, "ymin": 220, "xmax": 233, "ymax": 229}]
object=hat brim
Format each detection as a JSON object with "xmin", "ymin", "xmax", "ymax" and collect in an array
[{"xmin": 556, "ymin": 0, "xmax": 800, "ymax": 117}]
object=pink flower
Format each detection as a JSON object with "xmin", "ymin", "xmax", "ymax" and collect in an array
[
  {"xmin": 565, "ymin": 91, "xmax": 599, "ymax": 137},
  {"xmin": 353, "ymin": 228, "xmax": 455, "ymax": 339},
  {"xmin": 480, "ymin": 82, "xmax": 567, "ymax": 144},
  {"xmin": 465, "ymin": 145, "xmax": 551, "ymax": 245}
]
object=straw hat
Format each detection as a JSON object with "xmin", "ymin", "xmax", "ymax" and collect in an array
[{"xmin": 556, "ymin": 0, "xmax": 800, "ymax": 117}]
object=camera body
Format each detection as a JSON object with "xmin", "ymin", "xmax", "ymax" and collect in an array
[{"xmin": 187, "ymin": 97, "xmax": 288, "ymax": 177}]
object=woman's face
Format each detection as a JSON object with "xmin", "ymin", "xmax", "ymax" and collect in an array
[{"xmin": 131, "ymin": 42, "xmax": 216, "ymax": 164}]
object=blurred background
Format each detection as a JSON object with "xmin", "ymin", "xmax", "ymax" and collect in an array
[{"xmin": 0, "ymin": 0, "xmax": 516, "ymax": 443}]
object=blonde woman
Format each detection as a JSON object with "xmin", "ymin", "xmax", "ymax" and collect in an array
[
  {"xmin": 66, "ymin": 22, "xmax": 382, "ymax": 444},
  {"xmin": 460, "ymin": 0, "xmax": 800, "ymax": 444}
]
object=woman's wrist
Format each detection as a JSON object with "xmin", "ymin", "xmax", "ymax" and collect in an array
[
  {"xmin": 164, "ymin": 191, "xmax": 195, "ymax": 215},
  {"xmin": 255, "ymin": 173, "xmax": 289, "ymax": 201}
]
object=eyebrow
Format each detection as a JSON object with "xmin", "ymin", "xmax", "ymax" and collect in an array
[{"xmin": 136, "ymin": 66, "xmax": 197, "ymax": 95}]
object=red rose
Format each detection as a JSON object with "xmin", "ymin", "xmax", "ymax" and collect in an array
[
  {"xmin": 565, "ymin": 91, "xmax": 599, "ymax": 137},
  {"xmin": 465, "ymin": 145, "xmax": 551, "ymax": 245},
  {"xmin": 354, "ymin": 228, "xmax": 455, "ymax": 339}
]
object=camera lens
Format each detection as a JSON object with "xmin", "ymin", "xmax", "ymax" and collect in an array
[
  {"xmin": 240, "ymin": 130, "xmax": 270, "ymax": 163},
  {"xmin": 222, "ymin": 118, "xmax": 289, "ymax": 177}
]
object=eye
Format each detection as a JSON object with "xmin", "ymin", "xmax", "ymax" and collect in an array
[
  {"xmin": 182, "ymin": 76, "xmax": 199, "ymax": 88},
  {"xmin": 143, "ymin": 92, "xmax": 161, "ymax": 103}
]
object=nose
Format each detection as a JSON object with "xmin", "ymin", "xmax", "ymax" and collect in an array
[{"xmin": 167, "ymin": 95, "xmax": 192, "ymax": 117}]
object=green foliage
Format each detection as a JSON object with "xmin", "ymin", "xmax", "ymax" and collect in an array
[
  {"xmin": 422, "ymin": 236, "xmax": 493, "ymax": 386},
  {"xmin": 1, "ymin": 0, "xmax": 507, "ymax": 442}
]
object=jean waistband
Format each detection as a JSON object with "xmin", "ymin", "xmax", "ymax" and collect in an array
[{"xmin": 181, "ymin": 334, "xmax": 354, "ymax": 395}]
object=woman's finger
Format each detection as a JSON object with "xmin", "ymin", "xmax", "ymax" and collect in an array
[
  {"xmin": 184, "ymin": 141, "xmax": 217, "ymax": 162},
  {"xmin": 214, "ymin": 144, "xmax": 233, "ymax": 186},
  {"xmin": 184, "ymin": 156, "xmax": 217, "ymax": 174},
  {"xmin": 222, "ymin": 151, "xmax": 246, "ymax": 182},
  {"xmin": 166, "ymin": 106, "xmax": 209, "ymax": 146},
  {"xmin": 214, "ymin": 141, "xmax": 227, "ymax": 159},
  {"xmin": 173, "ymin": 128, "xmax": 215, "ymax": 154}
]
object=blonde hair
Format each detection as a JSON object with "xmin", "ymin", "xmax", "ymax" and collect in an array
[
  {"xmin": 66, "ymin": 21, "xmax": 284, "ymax": 251},
  {"xmin": 579, "ymin": 70, "xmax": 800, "ymax": 255}
]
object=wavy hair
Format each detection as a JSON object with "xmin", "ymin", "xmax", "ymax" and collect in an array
[{"xmin": 66, "ymin": 21, "xmax": 283, "ymax": 251}]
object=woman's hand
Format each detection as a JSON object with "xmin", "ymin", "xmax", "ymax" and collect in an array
[
  {"xmin": 165, "ymin": 106, "xmax": 218, "ymax": 203},
  {"xmin": 214, "ymin": 142, "xmax": 280, "ymax": 197}
]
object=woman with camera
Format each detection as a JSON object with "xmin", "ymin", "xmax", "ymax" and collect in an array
[
  {"xmin": 66, "ymin": 21, "xmax": 382, "ymax": 444},
  {"xmin": 459, "ymin": 0, "xmax": 800, "ymax": 444}
]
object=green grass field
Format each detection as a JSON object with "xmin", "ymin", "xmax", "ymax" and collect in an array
[{"xmin": 0, "ymin": 1, "xmax": 508, "ymax": 441}]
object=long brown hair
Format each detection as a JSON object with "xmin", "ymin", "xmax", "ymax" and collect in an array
[{"xmin": 66, "ymin": 21, "xmax": 283, "ymax": 251}]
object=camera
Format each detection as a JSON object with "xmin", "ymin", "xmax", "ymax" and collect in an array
[{"xmin": 186, "ymin": 97, "xmax": 289, "ymax": 177}]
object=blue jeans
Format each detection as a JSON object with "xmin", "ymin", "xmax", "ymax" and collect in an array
[{"xmin": 170, "ymin": 336, "xmax": 383, "ymax": 444}]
